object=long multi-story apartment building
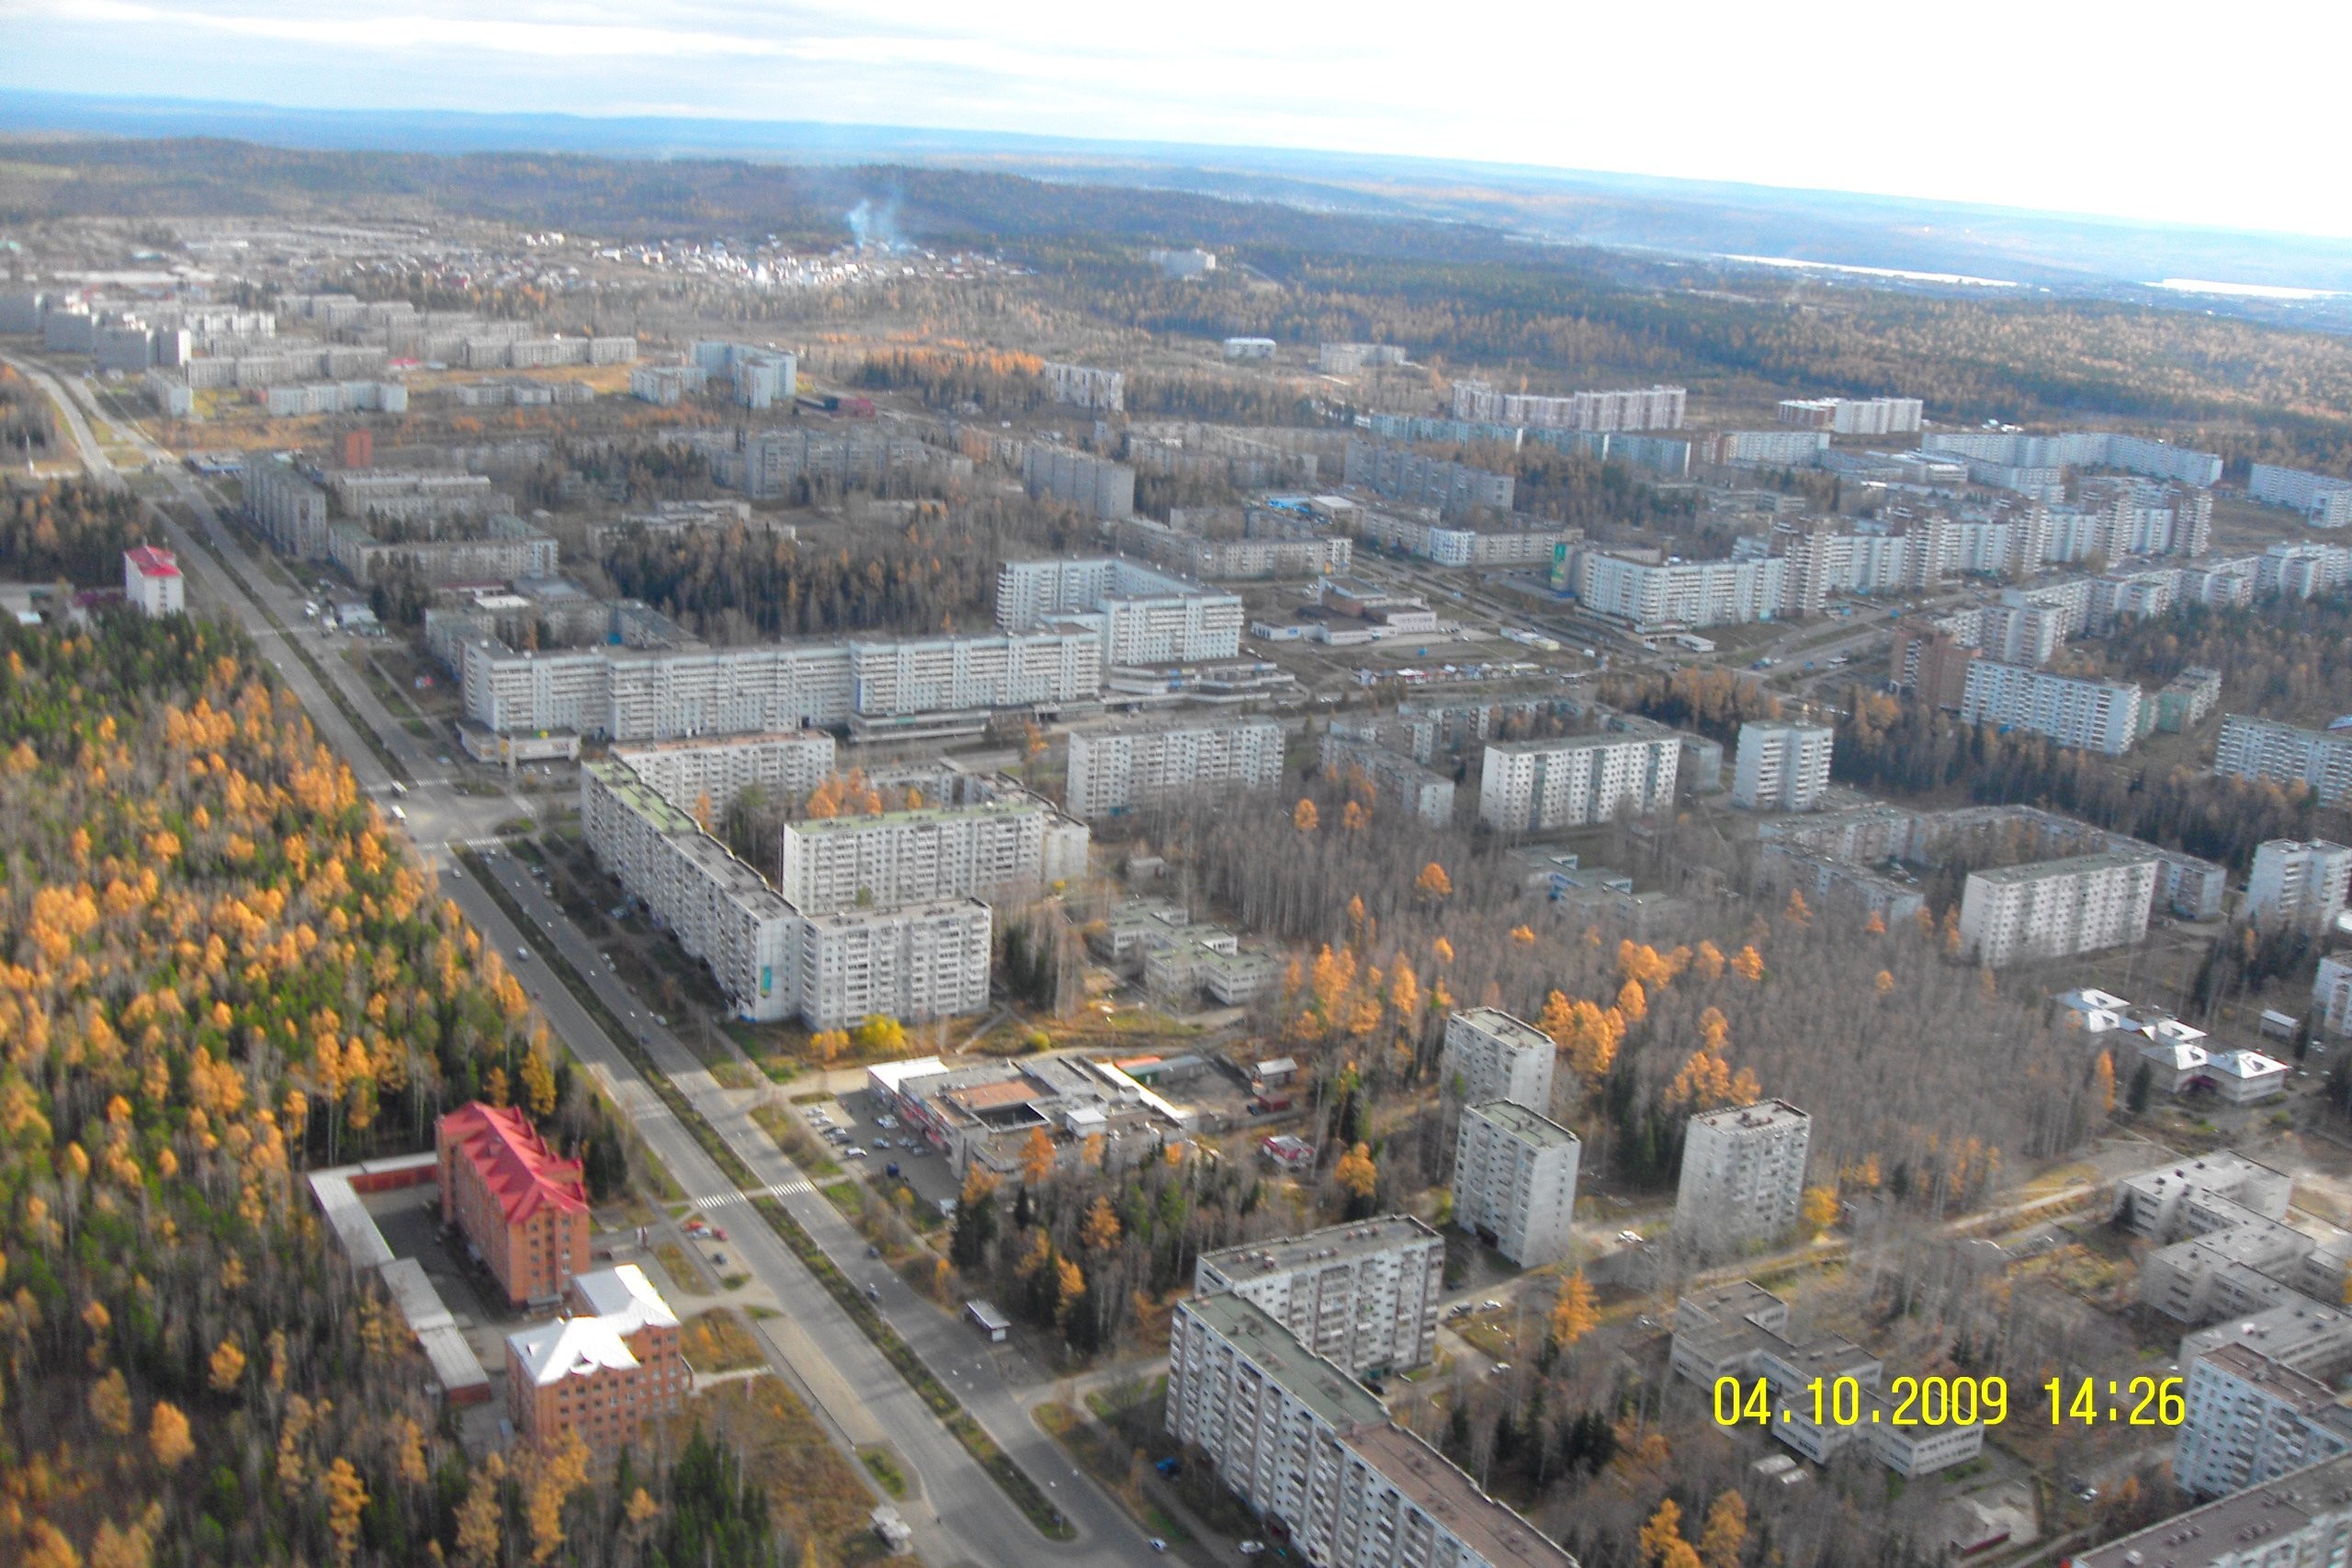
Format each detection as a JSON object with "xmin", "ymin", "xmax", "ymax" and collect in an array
[
  {"xmin": 2173, "ymin": 1341, "xmax": 2352, "ymax": 1497},
  {"xmin": 1957, "ymin": 851, "xmax": 2159, "ymax": 967},
  {"xmin": 2076, "ymin": 1449, "xmax": 2352, "ymax": 1568},
  {"xmin": 793, "ymin": 898, "xmax": 994, "ymax": 1031},
  {"xmin": 436, "ymin": 1101, "xmax": 592, "ymax": 1306},
  {"xmin": 1166, "ymin": 1292, "xmax": 1574, "ymax": 1568},
  {"xmin": 328, "ymin": 470, "xmax": 508, "ymax": 524},
  {"xmin": 1441, "ymin": 1009, "xmax": 1558, "ymax": 1114},
  {"xmin": 1776, "ymin": 396, "xmax": 1924, "ymax": 435},
  {"xmin": 776, "ymin": 799, "xmax": 1087, "ymax": 912},
  {"xmin": 2248, "ymin": 840, "xmax": 2352, "ymax": 931},
  {"xmin": 1574, "ymin": 550, "xmax": 1786, "ymax": 631},
  {"xmin": 610, "ymin": 732, "xmax": 838, "ymax": 820},
  {"xmin": 2251, "ymin": 462, "xmax": 2352, "ymax": 527},
  {"xmin": 699, "ymin": 427, "xmax": 942, "ymax": 499},
  {"xmin": 1731, "ymin": 721, "xmax": 1833, "ymax": 812},
  {"xmin": 460, "ymin": 628, "xmax": 1102, "ymax": 740},
  {"xmin": 327, "ymin": 513, "xmax": 560, "ymax": 587},
  {"xmin": 1193, "ymin": 1215, "xmax": 1447, "ymax": 1377},
  {"xmin": 2218, "ymin": 715, "xmax": 2352, "ymax": 807},
  {"xmin": 994, "ymin": 558, "xmax": 1243, "ymax": 666},
  {"xmin": 2319, "ymin": 954, "xmax": 2352, "ymax": 1038},
  {"xmin": 1922, "ymin": 430, "xmax": 2224, "ymax": 488},
  {"xmin": 1453, "ymin": 1100, "xmax": 1580, "ymax": 1266},
  {"xmin": 1959, "ymin": 660, "xmax": 2144, "ymax": 755},
  {"xmin": 1674, "ymin": 1100, "xmax": 1811, "ymax": 1259},
  {"xmin": 243, "ymin": 464, "xmax": 332, "ymax": 559},
  {"xmin": 1021, "ymin": 445, "xmax": 1136, "ymax": 520},
  {"xmin": 506, "ymin": 1265, "xmax": 688, "ymax": 1449},
  {"xmin": 1063, "ymin": 717, "xmax": 1285, "ymax": 819},
  {"xmin": 1452, "ymin": 381, "xmax": 1685, "ymax": 432},
  {"xmin": 1355, "ymin": 511, "xmax": 1572, "ymax": 567},
  {"xmin": 1477, "ymin": 732, "xmax": 1678, "ymax": 830},
  {"xmin": 1319, "ymin": 730, "xmax": 1455, "ymax": 827},
  {"xmin": 1342, "ymin": 441, "xmax": 1516, "ymax": 516},
  {"xmin": 1108, "ymin": 515, "xmax": 1354, "ymax": 581}
]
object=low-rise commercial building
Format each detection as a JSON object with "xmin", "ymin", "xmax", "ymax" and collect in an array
[
  {"xmin": 1957, "ymin": 852, "xmax": 2158, "ymax": 967},
  {"xmin": 1453, "ymin": 1101, "xmax": 1579, "ymax": 1266}
]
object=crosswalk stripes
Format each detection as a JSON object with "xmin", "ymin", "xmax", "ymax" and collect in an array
[{"xmin": 688, "ymin": 1179, "xmax": 815, "ymax": 1213}]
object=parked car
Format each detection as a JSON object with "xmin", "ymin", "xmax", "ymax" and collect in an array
[
  {"xmin": 710, "ymin": 1250, "xmax": 727, "ymax": 1266},
  {"xmin": 1148, "ymin": 1540, "xmax": 1167, "ymax": 1553},
  {"xmin": 885, "ymin": 1163, "xmax": 901, "ymax": 1179},
  {"xmin": 846, "ymin": 1146, "xmax": 867, "ymax": 1159}
]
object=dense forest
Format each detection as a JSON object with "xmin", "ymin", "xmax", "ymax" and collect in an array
[
  {"xmin": 594, "ymin": 502, "xmax": 1085, "ymax": 643},
  {"xmin": 0, "ymin": 614, "xmax": 786, "ymax": 1567},
  {"xmin": 1, "ymin": 364, "xmax": 58, "ymax": 458},
  {"xmin": 0, "ymin": 479, "xmax": 149, "ymax": 585},
  {"xmin": 2059, "ymin": 593, "xmax": 2352, "ymax": 726}
]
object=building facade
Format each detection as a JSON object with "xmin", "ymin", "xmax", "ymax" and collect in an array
[
  {"xmin": 2248, "ymin": 840, "xmax": 2352, "ymax": 931},
  {"xmin": 777, "ymin": 800, "xmax": 1079, "ymax": 912},
  {"xmin": 1957, "ymin": 852, "xmax": 2159, "ymax": 967},
  {"xmin": 1731, "ymin": 721, "xmax": 1833, "ymax": 812},
  {"xmin": 505, "ymin": 1265, "xmax": 688, "ymax": 1448},
  {"xmin": 793, "ymin": 899, "xmax": 994, "ymax": 1032},
  {"xmin": 123, "ymin": 545, "xmax": 184, "ymax": 615},
  {"xmin": 610, "ymin": 732, "xmax": 838, "ymax": 821},
  {"xmin": 1063, "ymin": 717, "xmax": 1285, "ymax": 819},
  {"xmin": 1960, "ymin": 660, "xmax": 2144, "ymax": 755},
  {"xmin": 1441, "ymin": 1009, "xmax": 1558, "ymax": 1115},
  {"xmin": 1477, "ymin": 733, "xmax": 1678, "ymax": 830},
  {"xmin": 1674, "ymin": 1100, "xmax": 1811, "ymax": 1258},
  {"xmin": 2174, "ymin": 1342, "xmax": 2352, "ymax": 1497},
  {"xmin": 1574, "ymin": 551, "xmax": 1786, "ymax": 631},
  {"xmin": 2218, "ymin": 715, "xmax": 2352, "ymax": 807},
  {"xmin": 1453, "ymin": 1101, "xmax": 1580, "ymax": 1266},
  {"xmin": 436, "ymin": 1101, "xmax": 592, "ymax": 1306},
  {"xmin": 1193, "ymin": 1215, "xmax": 1447, "ymax": 1377}
]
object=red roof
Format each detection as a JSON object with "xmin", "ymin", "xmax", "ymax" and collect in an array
[
  {"xmin": 125, "ymin": 545, "xmax": 180, "ymax": 579},
  {"xmin": 438, "ymin": 1102, "xmax": 588, "ymax": 1225}
]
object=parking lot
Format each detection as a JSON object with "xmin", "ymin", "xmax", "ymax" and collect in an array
[{"xmin": 803, "ymin": 1089, "xmax": 964, "ymax": 1219}]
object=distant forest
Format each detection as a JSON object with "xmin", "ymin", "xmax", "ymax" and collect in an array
[{"xmin": 16, "ymin": 138, "xmax": 2352, "ymax": 465}]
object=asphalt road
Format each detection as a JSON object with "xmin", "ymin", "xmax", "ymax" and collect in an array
[{"xmin": 25, "ymin": 356, "xmax": 1156, "ymax": 1567}]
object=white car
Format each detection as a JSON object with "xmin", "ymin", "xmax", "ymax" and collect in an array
[
  {"xmin": 845, "ymin": 1146, "xmax": 867, "ymax": 1159},
  {"xmin": 1617, "ymin": 1230, "xmax": 1645, "ymax": 1246}
]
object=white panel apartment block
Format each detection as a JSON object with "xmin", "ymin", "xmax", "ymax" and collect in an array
[
  {"xmin": 793, "ymin": 899, "xmax": 993, "ymax": 1031},
  {"xmin": 2248, "ymin": 840, "xmax": 2352, "ymax": 931},
  {"xmin": 1477, "ymin": 733, "xmax": 1677, "ymax": 830},
  {"xmin": 1441, "ymin": 1009, "xmax": 1557, "ymax": 1113},
  {"xmin": 1960, "ymin": 660, "xmax": 2143, "ymax": 755},
  {"xmin": 1732, "ymin": 721, "xmax": 1834, "ymax": 812},
  {"xmin": 1193, "ymin": 1215, "xmax": 1446, "ymax": 1376},
  {"xmin": 777, "ymin": 799, "xmax": 1072, "ymax": 912},
  {"xmin": 610, "ymin": 732, "xmax": 837, "ymax": 819},
  {"xmin": 1063, "ymin": 718, "xmax": 1285, "ymax": 819},
  {"xmin": 1454, "ymin": 1101, "xmax": 1581, "ymax": 1265},
  {"xmin": 1957, "ymin": 852, "xmax": 2159, "ymax": 968},
  {"xmin": 1674, "ymin": 1100, "xmax": 1811, "ymax": 1258}
]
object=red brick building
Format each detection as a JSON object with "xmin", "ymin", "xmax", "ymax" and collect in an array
[
  {"xmin": 504, "ymin": 1265, "xmax": 689, "ymax": 1447},
  {"xmin": 435, "ymin": 1102, "xmax": 590, "ymax": 1306}
]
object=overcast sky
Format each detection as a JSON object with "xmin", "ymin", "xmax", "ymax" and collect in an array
[{"xmin": 7, "ymin": 0, "xmax": 2347, "ymax": 237}]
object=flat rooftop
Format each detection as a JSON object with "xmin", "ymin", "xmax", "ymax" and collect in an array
[
  {"xmin": 585, "ymin": 760, "xmax": 698, "ymax": 834},
  {"xmin": 783, "ymin": 797, "xmax": 1046, "ymax": 838},
  {"xmin": 613, "ymin": 731, "xmax": 831, "ymax": 757},
  {"xmin": 1199, "ymin": 1214, "xmax": 1442, "ymax": 1280},
  {"xmin": 1690, "ymin": 1099, "xmax": 1810, "ymax": 1134},
  {"xmin": 1343, "ymin": 1423, "xmax": 1578, "ymax": 1568},
  {"xmin": 798, "ymin": 897, "xmax": 990, "ymax": 933},
  {"xmin": 1970, "ymin": 850, "xmax": 2160, "ymax": 884},
  {"xmin": 2073, "ymin": 1450, "xmax": 2352, "ymax": 1568},
  {"xmin": 1466, "ymin": 1100, "xmax": 1579, "ymax": 1147},
  {"xmin": 1182, "ymin": 1292, "xmax": 1385, "ymax": 1432},
  {"xmin": 1452, "ymin": 1008, "xmax": 1555, "ymax": 1055}
]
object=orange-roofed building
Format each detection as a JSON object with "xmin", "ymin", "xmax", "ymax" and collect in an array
[{"xmin": 436, "ymin": 1101, "xmax": 591, "ymax": 1305}]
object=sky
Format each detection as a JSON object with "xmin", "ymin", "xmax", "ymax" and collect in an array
[{"xmin": 6, "ymin": 0, "xmax": 2351, "ymax": 237}]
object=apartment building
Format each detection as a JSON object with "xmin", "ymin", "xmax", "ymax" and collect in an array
[
  {"xmin": 1354, "ymin": 512, "xmax": 1571, "ymax": 568},
  {"xmin": 1960, "ymin": 660, "xmax": 2144, "ymax": 755},
  {"xmin": 2319, "ymin": 955, "xmax": 2352, "ymax": 1037},
  {"xmin": 1731, "ymin": 721, "xmax": 1833, "ymax": 812},
  {"xmin": 1774, "ymin": 526, "xmax": 1911, "ymax": 616},
  {"xmin": 699, "ymin": 428, "xmax": 942, "ymax": 499},
  {"xmin": 123, "ymin": 545, "xmax": 183, "ymax": 616},
  {"xmin": 1021, "ymin": 444, "xmax": 1136, "ymax": 519},
  {"xmin": 1342, "ymin": 440, "xmax": 1516, "ymax": 516},
  {"xmin": 243, "ymin": 464, "xmax": 332, "ymax": 559},
  {"xmin": 1319, "ymin": 730, "xmax": 1455, "ymax": 827},
  {"xmin": 690, "ymin": 340, "xmax": 797, "ymax": 408},
  {"xmin": 1922, "ymin": 431, "xmax": 2224, "ymax": 488},
  {"xmin": 1042, "ymin": 361, "xmax": 1125, "ymax": 412},
  {"xmin": 1574, "ymin": 550, "xmax": 1785, "ymax": 631},
  {"xmin": 328, "ymin": 470, "xmax": 507, "ymax": 524},
  {"xmin": 1452, "ymin": 381, "xmax": 1686, "ymax": 433},
  {"xmin": 2261, "ymin": 542, "xmax": 2352, "ymax": 599},
  {"xmin": 2155, "ymin": 667, "xmax": 2224, "ymax": 732},
  {"xmin": 1453, "ymin": 1101, "xmax": 1580, "ymax": 1266},
  {"xmin": 1062, "ymin": 717, "xmax": 1285, "ymax": 819},
  {"xmin": 1477, "ymin": 732, "xmax": 1678, "ymax": 830},
  {"xmin": 1193, "ymin": 1215, "xmax": 1447, "ymax": 1377},
  {"xmin": 1674, "ymin": 1100, "xmax": 1811, "ymax": 1259},
  {"xmin": 993, "ymin": 558, "xmax": 1243, "ymax": 666},
  {"xmin": 1776, "ymin": 396, "xmax": 1924, "ymax": 435},
  {"xmin": 435, "ymin": 1101, "xmax": 592, "ymax": 1306},
  {"xmin": 505, "ymin": 1265, "xmax": 688, "ymax": 1448},
  {"xmin": 1165, "ymin": 1293, "xmax": 1574, "ymax": 1568},
  {"xmin": 462, "ymin": 629, "xmax": 1101, "ymax": 739},
  {"xmin": 777, "ymin": 799, "xmax": 1084, "ymax": 912},
  {"xmin": 1957, "ymin": 852, "xmax": 2159, "ymax": 967},
  {"xmin": 2218, "ymin": 715, "xmax": 2352, "ymax": 807},
  {"xmin": 1440, "ymin": 1009, "xmax": 1558, "ymax": 1115},
  {"xmin": 2251, "ymin": 462, "xmax": 2352, "ymax": 527},
  {"xmin": 2076, "ymin": 1449, "xmax": 2352, "ymax": 1568},
  {"xmin": 2175, "ymin": 1343, "xmax": 2352, "ymax": 1497},
  {"xmin": 610, "ymin": 731, "xmax": 838, "ymax": 821},
  {"xmin": 2248, "ymin": 840, "xmax": 2352, "ymax": 931},
  {"xmin": 328, "ymin": 513, "xmax": 559, "ymax": 587},
  {"xmin": 1704, "ymin": 430, "xmax": 1831, "ymax": 468},
  {"xmin": 793, "ymin": 899, "xmax": 993, "ymax": 1032},
  {"xmin": 1108, "ymin": 515, "xmax": 1353, "ymax": 581}
]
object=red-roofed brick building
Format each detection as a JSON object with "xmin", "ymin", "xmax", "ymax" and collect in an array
[{"xmin": 436, "ymin": 1101, "xmax": 591, "ymax": 1305}]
